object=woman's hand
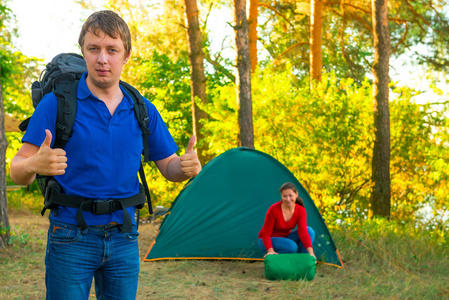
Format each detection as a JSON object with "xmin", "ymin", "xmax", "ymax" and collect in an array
[
  {"xmin": 264, "ymin": 248, "xmax": 278, "ymax": 258},
  {"xmin": 306, "ymin": 247, "xmax": 317, "ymax": 263}
]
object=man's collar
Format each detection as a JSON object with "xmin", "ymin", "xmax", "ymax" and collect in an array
[
  {"xmin": 77, "ymin": 72, "xmax": 92, "ymax": 100},
  {"xmin": 77, "ymin": 72, "xmax": 134, "ymax": 109}
]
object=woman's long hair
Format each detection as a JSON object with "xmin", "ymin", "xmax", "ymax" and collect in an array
[{"xmin": 279, "ymin": 182, "xmax": 305, "ymax": 207}]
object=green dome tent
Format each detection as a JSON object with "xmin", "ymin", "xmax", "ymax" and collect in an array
[{"xmin": 144, "ymin": 147, "xmax": 344, "ymax": 268}]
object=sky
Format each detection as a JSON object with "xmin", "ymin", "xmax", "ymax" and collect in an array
[
  {"xmin": 9, "ymin": 0, "xmax": 234, "ymax": 62},
  {"xmin": 9, "ymin": 0, "xmax": 99, "ymax": 63},
  {"xmin": 8, "ymin": 0, "xmax": 448, "ymax": 105}
]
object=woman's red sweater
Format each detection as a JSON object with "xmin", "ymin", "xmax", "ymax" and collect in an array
[{"xmin": 258, "ymin": 201, "xmax": 312, "ymax": 250}]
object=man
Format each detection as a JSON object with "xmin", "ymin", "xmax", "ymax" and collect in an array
[{"xmin": 10, "ymin": 10, "xmax": 201, "ymax": 300}]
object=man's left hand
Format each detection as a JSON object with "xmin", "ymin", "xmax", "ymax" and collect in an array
[{"xmin": 180, "ymin": 135, "xmax": 202, "ymax": 178}]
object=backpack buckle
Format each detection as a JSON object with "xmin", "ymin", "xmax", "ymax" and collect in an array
[{"xmin": 92, "ymin": 200, "xmax": 114, "ymax": 215}]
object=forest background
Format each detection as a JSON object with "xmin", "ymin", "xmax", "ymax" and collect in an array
[
  {"xmin": 1, "ymin": 0, "xmax": 449, "ymax": 298},
  {"xmin": 1, "ymin": 0, "xmax": 448, "ymax": 260}
]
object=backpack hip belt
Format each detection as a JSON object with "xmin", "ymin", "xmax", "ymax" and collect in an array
[{"xmin": 44, "ymin": 179, "xmax": 145, "ymax": 233}]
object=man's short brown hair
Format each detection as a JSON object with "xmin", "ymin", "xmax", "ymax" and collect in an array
[{"xmin": 79, "ymin": 10, "xmax": 132, "ymax": 55}]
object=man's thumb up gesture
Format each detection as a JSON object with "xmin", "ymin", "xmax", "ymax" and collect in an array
[
  {"xmin": 180, "ymin": 135, "xmax": 202, "ymax": 178},
  {"xmin": 35, "ymin": 130, "xmax": 68, "ymax": 176}
]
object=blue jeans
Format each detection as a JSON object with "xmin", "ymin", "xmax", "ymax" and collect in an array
[
  {"xmin": 258, "ymin": 227, "xmax": 316, "ymax": 254},
  {"xmin": 45, "ymin": 220, "xmax": 140, "ymax": 300}
]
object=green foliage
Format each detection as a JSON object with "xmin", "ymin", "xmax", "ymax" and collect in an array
[
  {"xmin": 334, "ymin": 217, "xmax": 449, "ymax": 267},
  {"xmin": 122, "ymin": 49, "xmax": 236, "ymax": 209},
  {"xmin": 256, "ymin": 0, "xmax": 449, "ymax": 80},
  {"xmin": 389, "ymin": 85, "xmax": 449, "ymax": 222},
  {"xmin": 1, "ymin": 1, "xmax": 40, "ymax": 173},
  {"xmin": 0, "ymin": 224, "xmax": 9, "ymax": 236},
  {"xmin": 103, "ymin": 0, "xmax": 187, "ymax": 62},
  {"xmin": 253, "ymin": 69, "xmax": 373, "ymax": 219},
  {"xmin": 7, "ymin": 188, "xmax": 42, "ymax": 214},
  {"xmin": 3, "ymin": 0, "xmax": 448, "ymax": 234},
  {"xmin": 201, "ymin": 82, "xmax": 239, "ymax": 156},
  {"xmin": 201, "ymin": 67, "xmax": 449, "ymax": 231},
  {"xmin": 257, "ymin": 1, "xmax": 374, "ymax": 80},
  {"xmin": 0, "ymin": 1, "xmax": 39, "ymax": 119},
  {"xmin": 330, "ymin": 217, "xmax": 448, "ymax": 298},
  {"xmin": 203, "ymin": 68, "xmax": 372, "ymax": 219},
  {"xmin": 7, "ymin": 230, "xmax": 30, "ymax": 246},
  {"xmin": 124, "ymin": 51, "xmax": 192, "ymax": 144},
  {"xmin": 0, "ymin": 1, "xmax": 17, "ymax": 42},
  {"xmin": 397, "ymin": 0, "xmax": 449, "ymax": 72},
  {"xmin": 122, "ymin": 51, "xmax": 192, "ymax": 209},
  {"xmin": 0, "ymin": 48, "xmax": 37, "ymax": 118}
]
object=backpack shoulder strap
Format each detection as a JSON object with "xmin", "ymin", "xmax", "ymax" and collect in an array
[
  {"xmin": 53, "ymin": 77, "xmax": 79, "ymax": 149},
  {"xmin": 119, "ymin": 80, "xmax": 153, "ymax": 216},
  {"xmin": 119, "ymin": 80, "xmax": 151, "ymax": 162},
  {"xmin": 139, "ymin": 162, "xmax": 153, "ymax": 215},
  {"xmin": 19, "ymin": 117, "xmax": 31, "ymax": 132}
]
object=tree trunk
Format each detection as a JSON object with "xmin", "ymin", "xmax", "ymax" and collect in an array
[
  {"xmin": 233, "ymin": 0, "xmax": 254, "ymax": 149},
  {"xmin": 370, "ymin": 0, "xmax": 391, "ymax": 218},
  {"xmin": 0, "ymin": 77, "xmax": 10, "ymax": 248},
  {"xmin": 310, "ymin": 0, "xmax": 323, "ymax": 86},
  {"xmin": 248, "ymin": 0, "xmax": 258, "ymax": 73},
  {"xmin": 184, "ymin": 0, "xmax": 211, "ymax": 165}
]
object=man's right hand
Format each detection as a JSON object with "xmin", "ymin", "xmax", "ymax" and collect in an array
[
  {"xmin": 10, "ymin": 130, "xmax": 68, "ymax": 185},
  {"xmin": 34, "ymin": 130, "xmax": 68, "ymax": 176}
]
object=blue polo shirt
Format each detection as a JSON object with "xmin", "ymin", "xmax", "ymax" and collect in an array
[{"xmin": 23, "ymin": 72, "xmax": 178, "ymax": 226}]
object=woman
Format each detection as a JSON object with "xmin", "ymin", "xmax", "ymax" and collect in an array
[{"xmin": 258, "ymin": 182, "xmax": 316, "ymax": 260}]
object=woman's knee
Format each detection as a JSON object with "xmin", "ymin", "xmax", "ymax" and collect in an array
[
  {"xmin": 272, "ymin": 237, "xmax": 298, "ymax": 254},
  {"xmin": 258, "ymin": 239, "xmax": 266, "ymax": 253},
  {"xmin": 307, "ymin": 226, "xmax": 316, "ymax": 243}
]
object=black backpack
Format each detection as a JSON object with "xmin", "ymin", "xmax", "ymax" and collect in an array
[{"xmin": 19, "ymin": 53, "xmax": 154, "ymax": 231}]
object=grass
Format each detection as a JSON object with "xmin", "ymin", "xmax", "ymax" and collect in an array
[{"xmin": 1, "ymin": 208, "xmax": 448, "ymax": 299}]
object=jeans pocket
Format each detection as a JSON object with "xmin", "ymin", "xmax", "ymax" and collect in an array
[
  {"xmin": 124, "ymin": 226, "xmax": 139, "ymax": 242},
  {"xmin": 49, "ymin": 223, "xmax": 81, "ymax": 244}
]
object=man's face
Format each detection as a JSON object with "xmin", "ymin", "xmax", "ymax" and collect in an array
[{"xmin": 82, "ymin": 30, "xmax": 130, "ymax": 90}]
